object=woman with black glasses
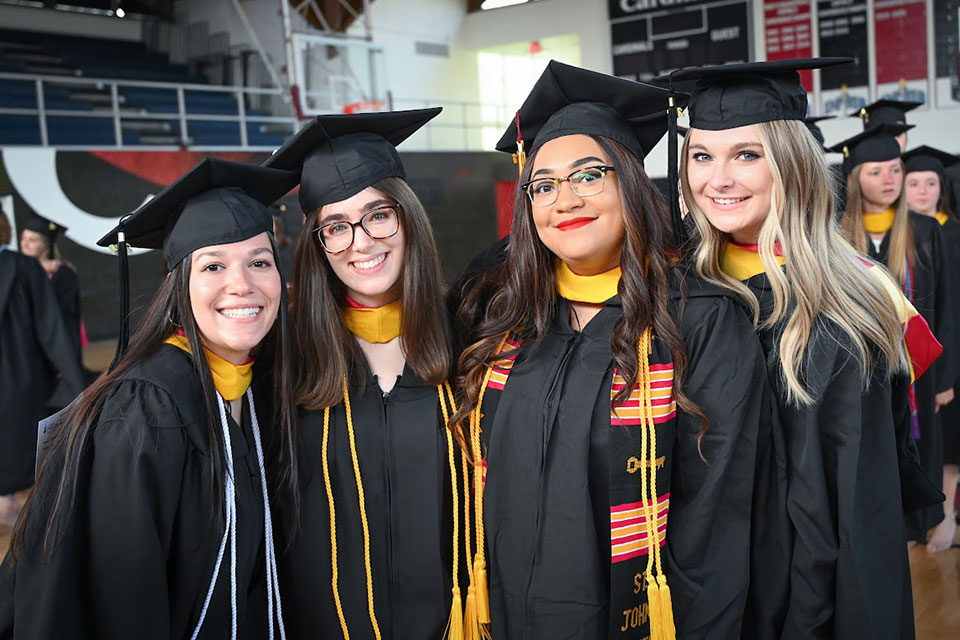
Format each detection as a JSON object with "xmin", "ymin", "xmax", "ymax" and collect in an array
[{"xmin": 264, "ymin": 109, "xmax": 462, "ymax": 640}]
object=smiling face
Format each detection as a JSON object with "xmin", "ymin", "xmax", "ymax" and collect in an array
[
  {"xmin": 685, "ymin": 125, "xmax": 773, "ymax": 244},
  {"xmin": 19, "ymin": 229, "xmax": 48, "ymax": 259},
  {"xmin": 905, "ymin": 170, "xmax": 941, "ymax": 216},
  {"xmin": 858, "ymin": 159, "xmax": 903, "ymax": 211},
  {"xmin": 189, "ymin": 232, "xmax": 281, "ymax": 365},
  {"xmin": 318, "ymin": 186, "xmax": 405, "ymax": 307},
  {"xmin": 528, "ymin": 135, "xmax": 624, "ymax": 275}
]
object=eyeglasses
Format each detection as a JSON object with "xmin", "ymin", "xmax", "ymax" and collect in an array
[
  {"xmin": 314, "ymin": 205, "xmax": 401, "ymax": 254},
  {"xmin": 521, "ymin": 165, "xmax": 617, "ymax": 207}
]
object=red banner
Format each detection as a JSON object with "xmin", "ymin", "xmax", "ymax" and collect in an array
[
  {"xmin": 765, "ymin": 0, "xmax": 814, "ymax": 90},
  {"xmin": 874, "ymin": 0, "xmax": 928, "ymax": 84}
]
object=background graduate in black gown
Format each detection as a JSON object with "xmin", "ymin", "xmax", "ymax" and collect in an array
[
  {"xmin": 0, "ymin": 159, "xmax": 300, "ymax": 639},
  {"xmin": 0, "ymin": 209, "xmax": 84, "ymax": 523},
  {"xmin": 264, "ymin": 109, "xmax": 461, "ymax": 640},
  {"xmin": 903, "ymin": 145, "xmax": 960, "ymax": 553},
  {"xmin": 672, "ymin": 57, "xmax": 940, "ymax": 639},
  {"xmin": 835, "ymin": 127, "xmax": 957, "ymax": 546},
  {"xmin": 449, "ymin": 61, "xmax": 784, "ymax": 640},
  {"xmin": 18, "ymin": 215, "xmax": 87, "ymax": 410}
]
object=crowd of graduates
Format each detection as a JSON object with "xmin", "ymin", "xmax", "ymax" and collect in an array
[{"xmin": 0, "ymin": 56, "xmax": 958, "ymax": 640}]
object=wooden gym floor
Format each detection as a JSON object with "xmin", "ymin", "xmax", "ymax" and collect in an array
[{"xmin": 1, "ymin": 340, "xmax": 959, "ymax": 637}]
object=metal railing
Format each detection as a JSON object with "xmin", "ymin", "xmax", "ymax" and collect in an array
[{"xmin": 0, "ymin": 71, "xmax": 300, "ymax": 150}]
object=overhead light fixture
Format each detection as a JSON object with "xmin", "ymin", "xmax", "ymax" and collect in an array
[
  {"xmin": 481, "ymin": 0, "xmax": 528, "ymax": 9},
  {"xmin": 116, "ymin": 7, "xmax": 125, "ymax": 18}
]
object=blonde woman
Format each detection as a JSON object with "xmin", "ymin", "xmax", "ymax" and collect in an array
[
  {"xmin": 666, "ymin": 58, "xmax": 942, "ymax": 639},
  {"xmin": 834, "ymin": 127, "xmax": 956, "ymax": 547}
]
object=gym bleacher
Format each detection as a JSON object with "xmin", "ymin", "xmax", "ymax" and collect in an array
[{"xmin": 0, "ymin": 28, "xmax": 287, "ymax": 148}]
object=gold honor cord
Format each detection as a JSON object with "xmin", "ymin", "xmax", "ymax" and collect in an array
[
  {"xmin": 637, "ymin": 330, "xmax": 676, "ymax": 640},
  {"xmin": 322, "ymin": 379, "xmax": 384, "ymax": 640},
  {"xmin": 438, "ymin": 383, "xmax": 464, "ymax": 640}
]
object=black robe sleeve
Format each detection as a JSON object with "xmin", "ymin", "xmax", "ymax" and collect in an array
[
  {"xmin": 927, "ymin": 221, "xmax": 956, "ymax": 393},
  {"xmin": 49, "ymin": 265, "xmax": 82, "ymax": 359},
  {"xmin": 665, "ymin": 294, "xmax": 788, "ymax": 639}
]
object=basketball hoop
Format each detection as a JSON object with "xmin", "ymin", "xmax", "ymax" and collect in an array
[{"xmin": 343, "ymin": 100, "xmax": 386, "ymax": 114}]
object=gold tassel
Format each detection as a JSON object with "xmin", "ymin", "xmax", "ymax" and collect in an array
[
  {"xmin": 463, "ymin": 586, "xmax": 481, "ymax": 640},
  {"xmin": 657, "ymin": 574, "xmax": 676, "ymax": 640},
  {"xmin": 473, "ymin": 554, "xmax": 490, "ymax": 624},
  {"xmin": 646, "ymin": 573, "xmax": 663, "ymax": 640},
  {"xmin": 444, "ymin": 587, "xmax": 464, "ymax": 640}
]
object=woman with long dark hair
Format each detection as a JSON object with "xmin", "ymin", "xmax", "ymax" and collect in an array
[
  {"xmin": 450, "ymin": 61, "xmax": 781, "ymax": 640},
  {"xmin": 0, "ymin": 159, "xmax": 300, "ymax": 639},
  {"xmin": 264, "ymin": 110, "xmax": 461, "ymax": 640},
  {"xmin": 673, "ymin": 58, "xmax": 942, "ymax": 638},
  {"xmin": 903, "ymin": 145, "xmax": 960, "ymax": 553},
  {"xmin": 834, "ymin": 126, "xmax": 956, "ymax": 548}
]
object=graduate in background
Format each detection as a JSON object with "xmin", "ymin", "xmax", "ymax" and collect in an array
[
  {"xmin": 264, "ymin": 109, "xmax": 460, "ymax": 640},
  {"xmin": 903, "ymin": 145, "xmax": 960, "ymax": 553},
  {"xmin": 673, "ymin": 57, "xmax": 943, "ymax": 639},
  {"xmin": 0, "ymin": 159, "xmax": 300, "ymax": 639},
  {"xmin": 450, "ymin": 61, "xmax": 783, "ymax": 640},
  {"xmin": 834, "ymin": 127, "xmax": 956, "ymax": 547},
  {"xmin": 850, "ymin": 99, "xmax": 922, "ymax": 151},
  {"xmin": 0, "ymin": 208, "xmax": 83, "ymax": 525}
]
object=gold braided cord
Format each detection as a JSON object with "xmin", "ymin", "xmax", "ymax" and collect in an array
[
  {"xmin": 342, "ymin": 377, "xmax": 383, "ymax": 640},
  {"xmin": 636, "ymin": 331, "xmax": 658, "ymax": 578},
  {"xmin": 321, "ymin": 406, "xmax": 350, "ymax": 639},
  {"xmin": 438, "ymin": 385, "xmax": 464, "ymax": 640}
]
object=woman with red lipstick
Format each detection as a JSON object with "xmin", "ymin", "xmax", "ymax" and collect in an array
[
  {"xmin": 264, "ymin": 110, "xmax": 461, "ymax": 640},
  {"xmin": 450, "ymin": 61, "xmax": 781, "ymax": 640},
  {"xmin": 834, "ymin": 128, "xmax": 956, "ymax": 549},
  {"xmin": 903, "ymin": 145, "xmax": 960, "ymax": 553},
  {"xmin": 673, "ymin": 58, "xmax": 943, "ymax": 638},
  {"xmin": 0, "ymin": 159, "xmax": 300, "ymax": 639}
]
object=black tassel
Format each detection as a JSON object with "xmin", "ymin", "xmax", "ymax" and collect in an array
[
  {"xmin": 667, "ymin": 95, "xmax": 684, "ymax": 250},
  {"xmin": 108, "ymin": 214, "xmax": 132, "ymax": 372}
]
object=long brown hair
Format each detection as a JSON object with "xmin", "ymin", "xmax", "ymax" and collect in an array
[
  {"xmin": 10, "ymin": 233, "xmax": 300, "ymax": 559},
  {"xmin": 451, "ymin": 135, "xmax": 703, "ymax": 441},
  {"xmin": 841, "ymin": 161, "xmax": 914, "ymax": 286},
  {"xmin": 291, "ymin": 177, "xmax": 452, "ymax": 410}
]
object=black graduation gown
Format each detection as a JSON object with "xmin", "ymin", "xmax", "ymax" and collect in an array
[
  {"xmin": 739, "ymin": 269, "xmax": 915, "ymax": 640},
  {"xmin": 47, "ymin": 263, "xmax": 85, "ymax": 411},
  {"xmin": 475, "ymin": 277, "xmax": 785, "ymax": 639},
  {"xmin": 281, "ymin": 360, "xmax": 452, "ymax": 640},
  {"xmin": 0, "ymin": 249, "xmax": 84, "ymax": 494},
  {"xmin": 935, "ymin": 215, "xmax": 960, "ymax": 464},
  {"xmin": 0, "ymin": 344, "xmax": 271, "ymax": 639},
  {"xmin": 868, "ymin": 212, "xmax": 956, "ymax": 538}
]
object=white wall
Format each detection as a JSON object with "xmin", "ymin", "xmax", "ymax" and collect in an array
[{"xmin": 0, "ymin": 3, "xmax": 143, "ymax": 41}]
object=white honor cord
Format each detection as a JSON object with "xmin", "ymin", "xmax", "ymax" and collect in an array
[
  {"xmin": 246, "ymin": 387, "xmax": 287, "ymax": 640},
  {"xmin": 189, "ymin": 393, "xmax": 239, "ymax": 640}
]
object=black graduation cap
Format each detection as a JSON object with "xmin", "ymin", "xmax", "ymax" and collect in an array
[
  {"xmin": 653, "ymin": 58, "xmax": 851, "ymax": 130},
  {"xmin": 98, "ymin": 158, "xmax": 297, "ymax": 267},
  {"xmin": 901, "ymin": 145, "xmax": 959, "ymax": 176},
  {"xmin": 23, "ymin": 214, "xmax": 67, "ymax": 244},
  {"xmin": 263, "ymin": 108, "xmax": 441, "ymax": 213},
  {"xmin": 494, "ymin": 60, "xmax": 678, "ymax": 164},
  {"xmin": 827, "ymin": 123, "xmax": 913, "ymax": 169},
  {"xmin": 850, "ymin": 99, "xmax": 922, "ymax": 128},
  {"xmin": 804, "ymin": 115, "xmax": 834, "ymax": 147}
]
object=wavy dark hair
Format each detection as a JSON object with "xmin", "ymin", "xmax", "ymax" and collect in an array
[
  {"xmin": 10, "ymin": 232, "xmax": 300, "ymax": 559},
  {"xmin": 450, "ymin": 135, "xmax": 704, "ymax": 445},
  {"xmin": 290, "ymin": 177, "xmax": 452, "ymax": 410}
]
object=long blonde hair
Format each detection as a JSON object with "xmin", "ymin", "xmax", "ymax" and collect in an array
[
  {"xmin": 681, "ymin": 119, "xmax": 909, "ymax": 405},
  {"xmin": 840, "ymin": 161, "xmax": 913, "ymax": 285}
]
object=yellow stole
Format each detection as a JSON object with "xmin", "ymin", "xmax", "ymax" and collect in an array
[
  {"xmin": 936, "ymin": 212, "xmax": 949, "ymax": 226},
  {"xmin": 720, "ymin": 242, "xmax": 786, "ymax": 281},
  {"xmin": 555, "ymin": 261, "xmax": 621, "ymax": 303},
  {"xmin": 164, "ymin": 334, "xmax": 253, "ymax": 401},
  {"xmin": 862, "ymin": 208, "xmax": 895, "ymax": 234},
  {"xmin": 343, "ymin": 299, "xmax": 402, "ymax": 343}
]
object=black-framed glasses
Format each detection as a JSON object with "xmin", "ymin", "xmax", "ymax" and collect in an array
[
  {"xmin": 314, "ymin": 205, "xmax": 401, "ymax": 254},
  {"xmin": 521, "ymin": 165, "xmax": 617, "ymax": 207}
]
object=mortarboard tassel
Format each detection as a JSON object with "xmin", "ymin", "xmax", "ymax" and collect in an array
[
  {"xmin": 512, "ymin": 111, "xmax": 526, "ymax": 176},
  {"xmin": 108, "ymin": 214, "xmax": 132, "ymax": 372},
  {"xmin": 667, "ymin": 95, "xmax": 685, "ymax": 251},
  {"xmin": 439, "ymin": 383, "xmax": 465, "ymax": 640}
]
